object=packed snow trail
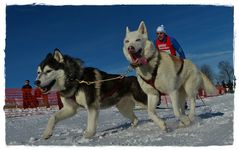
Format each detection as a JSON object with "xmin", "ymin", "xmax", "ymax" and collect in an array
[{"xmin": 5, "ymin": 94, "xmax": 233, "ymax": 146}]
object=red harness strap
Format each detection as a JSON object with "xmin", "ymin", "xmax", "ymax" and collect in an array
[
  {"xmin": 139, "ymin": 56, "xmax": 184, "ymax": 93},
  {"xmin": 139, "ymin": 62, "xmax": 160, "ymax": 93},
  {"xmin": 177, "ymin": 58, "xmax": 184, "ymax": 75}
]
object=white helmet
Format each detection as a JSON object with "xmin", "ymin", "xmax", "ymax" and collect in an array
[{"xmin": 156, "ymin": 25, "xmax": 166, "ymax": 33}]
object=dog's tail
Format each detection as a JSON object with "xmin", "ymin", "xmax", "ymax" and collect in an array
[{"xmin": 200, "ymin": 72, "xmax": 217, "ymax": 95}]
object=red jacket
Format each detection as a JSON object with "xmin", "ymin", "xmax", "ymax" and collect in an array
[{"xmin": 156, "ymin": 36, "xmax": 176, "ymax": 56}]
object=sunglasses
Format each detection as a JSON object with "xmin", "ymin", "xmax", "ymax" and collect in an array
[{"xmin": 157, "ymin": 32, "xmax": 164, "ymax": 35}]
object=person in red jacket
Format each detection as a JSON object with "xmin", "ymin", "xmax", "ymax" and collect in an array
[
  {"xmin": 22, "ymin": 80, "xmax": 33, "ymax": 109},
  {"xmin": 155, "ymin": 25, "xmax": 186, "ymax": 59},
  {"xmin": 155, "ymin": 25, "xmax": 188, "ymax": 109}
]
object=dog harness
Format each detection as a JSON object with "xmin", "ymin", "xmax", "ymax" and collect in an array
[
  {"xmin": 139, "ymin": 62, "xmax": 159, "ymax": 91},
  {"xmin": 65, "ymin": 78, "xmax": 125, "ymax": 105},
  {"xmin": 138, "ymin": 55, "xmax": 184, "ymax": 93}
]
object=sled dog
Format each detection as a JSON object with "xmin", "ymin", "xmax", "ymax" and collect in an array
[
  {"xmin": 123, "ymin": 21, "xmax": 216, "ymax": 130},
  {"xmin": 35, "ymin": 49, "xmax": 147, "ymax": 139}
]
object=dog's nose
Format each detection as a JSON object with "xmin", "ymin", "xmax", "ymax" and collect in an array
[
  {"xmin": 128, "ymin": 46, "xmax": 135, "ymax": 52},
  {"xmin": 34, "ymin": 80, "xmax": 41, "ymax": 86}
]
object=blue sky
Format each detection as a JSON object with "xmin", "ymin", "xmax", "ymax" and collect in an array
[{"xmin": 5, "ymin": 5, "xmax": 233, "ymax": 88}]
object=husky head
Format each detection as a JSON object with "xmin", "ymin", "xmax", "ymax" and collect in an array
[
  {"xmin": 123, "ymin": 21, "xmax": 155, "ymax": 66},
  {"xmin": 35, "ymin": 49, "xmax": 84, "ymax": 94}
]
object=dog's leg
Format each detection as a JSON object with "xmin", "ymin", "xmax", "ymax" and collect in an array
[
  {"xmin": 186, "ymin": 88, "xmax": 197, "ymax": 121},
  {"xmin": 147, "ymin": 94, "xmax": 167, "ymax": 131},
  {"xmin": 84, "ymin": 107, "xmax": 99, "ymax": 138},
  {"xmin": 188, "ymin": 97, "xmax": 196, "ymax": 121},
  {"xmin": 178, "ymin": 88, "xmax": 187, "ymax": 115},
  {"xmin": 43, "ymin": 98, "xmax": 78, "ymax": 139},
  {"xmin": 179, "ymin": 99, "xmax": 185, "ymax": 115},
  {"xmin": 184, "ymin": 78, "xmax": 198, "ymax": 122},
  {"xmin": 116, "ymin": 97, "xmax": 138, "ymax": 127},
  {"xmin": 170, "ymin": 91, "xmax": 190, "ymax": 127}
]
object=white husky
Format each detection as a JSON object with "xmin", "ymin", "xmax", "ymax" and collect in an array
[{"xmin": 123, "ymin": 21, "xmax": 216, "ymax": 130}]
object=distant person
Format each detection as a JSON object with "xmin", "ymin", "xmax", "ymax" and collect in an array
[
  {"xmin": 216, "ymin": 82, "xmax": 223, "ymax": 95},
  {"xmin": 233, "ymin": 79, "xmax": 236, "ymax": 92},
  {"xmin": 221, "ymin": 80, "xmax": 227, "ymax": 93},
  {"xmin": 21, "ymin": 80, "xmax": 33, "ymax": 109},
  {"xmin": 227, "ymin": 80, "xmax": 233, "ymax": 93},
  {"xmin": 221, "ymin": 80, "xmax": 226, "ymax": 89}
]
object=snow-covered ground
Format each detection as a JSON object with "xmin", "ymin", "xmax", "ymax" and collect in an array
[{"xmin": 4, "ymin": 94, "xmax": 234, "ymax": 146}]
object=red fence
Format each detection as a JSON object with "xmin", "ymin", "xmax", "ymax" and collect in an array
[
  {"xmin": 4, "ymin": 87, "xmax": 223, "ymax": 109},
  {"xmin": 5, "ymin": 88, "xmax": 59, "ymax": 109}
]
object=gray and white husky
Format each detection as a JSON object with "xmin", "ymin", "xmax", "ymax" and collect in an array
[
  {"xmin": 123, "ymin": 21, "xmax": 216, "ymax": 131},
  {"xmin": 35, "ymin": 49, "xmax": 147, "ymax": 139}
]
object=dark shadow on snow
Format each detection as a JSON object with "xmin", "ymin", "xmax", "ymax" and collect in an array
[
  {"xmin": 198, "ymin": 112, "xmax": 224, "ymax": 119},
  {"xmin": 156, "ymin": 106, "xmax": 172, "ymax": 109},
  {"xmin": 101, "ymin": 119, "xmax": 151, "ymax": 133},
  {"xmin": 101, "ymin": 122, "xmax": 131, "ymax": 133},
  {"xmin": 100, "ymin": 111, "xmax": 224, "ymax": 137},
  {"xmin": 196, "ymin": 105, "xmax": 206, "ymax": 108}
]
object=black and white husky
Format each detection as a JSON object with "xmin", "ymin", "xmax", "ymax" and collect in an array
[{"xmin": 35, "ymin": 49, "xmax": 147, "ymax": 139}]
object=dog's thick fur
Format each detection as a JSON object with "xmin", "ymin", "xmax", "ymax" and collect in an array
[
  {"xmin": 123, "ymin": 21, "xmax": 216, "ymax": 130},
  {"xmin": 35, "ymin": 49, "xmax": 147, "ymax": 139}
]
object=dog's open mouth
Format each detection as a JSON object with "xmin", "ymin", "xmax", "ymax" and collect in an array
[
  {"xmin": 40, "ymin": 80, "xmax": 56, "ymax": 94},
  {"xmin": 129, "ymin": 49, "xmax": 147, "ymax": 66}
]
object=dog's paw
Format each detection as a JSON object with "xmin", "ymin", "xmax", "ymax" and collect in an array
[
  {"xmin": 160, "ymin": 124, "xmax": 170, "ymax": 132},
  {"xmin": 43, "ymin": 129, "xmax": 53, "ymax": 139},
  {"xmin": 158, "ymin": 121, "xmax": 168, "ymax": 131},
  {"xmin": 131, "ymin": 118, "xmax": 139, "ymax": 127},
  {"xmin": 163, "ymin": 126, "xmax": 172, "ymax": 133},
  {"xmin": 188, "ymin": 114, "xmax": 195, "ymax": 122},
  {"xmin": 83, "ymin": 130, "xmax": 95, "ymax": 139},
  {"xmin": 160, "ymin": 125, "xmax": 171, "ymax": 133},
  {"xmin": 177, "ymin": 115, "xmax": 191, "ymax": 128},
  {"xmin": 177, "ymin": 122, "xmax": 186, "ymax": 128}
]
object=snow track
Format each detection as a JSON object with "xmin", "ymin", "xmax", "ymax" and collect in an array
[{"xmin": 5, "ymin": 94, "xmax": 234, "ymax": 146}]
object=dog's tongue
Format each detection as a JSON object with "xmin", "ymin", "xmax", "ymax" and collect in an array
[
  {"xmin": 130, "ymin": 49, "xmax": 147, "ymax": 65},
  {"xmin": 136, "ymin": 57, "xmax": 148, "ymax": 65}
]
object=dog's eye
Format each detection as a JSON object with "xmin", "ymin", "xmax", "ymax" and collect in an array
[
  {"xmin": 125, "ymin": 40, "xmax": 129, "ymax": 43},
  {"xmin": 46, "ymin": 70, "xmax": 52, "ymax": 74},
  {"xmin": 37, "ymin": 71, "xmax": 41, "ymax": 75},
  {"xmin": 136, "ymin": 39, "xmax": 141, "ymax": 42}
]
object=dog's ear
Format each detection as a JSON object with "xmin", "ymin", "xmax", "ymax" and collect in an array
[
  {"xmin": 53, "ymin": 48, "xmax": 64, "ymax": 63},
  {"xmin": 138, "ymin": 21, "xmax": 148, "ymax": 38},
  {"xmin": 126, "ymin": 26, "xmax": 130, "ymax": 34},
  {"xmin": 46, "ymin": 53, "xmax": 52, "ymax": 59}
]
